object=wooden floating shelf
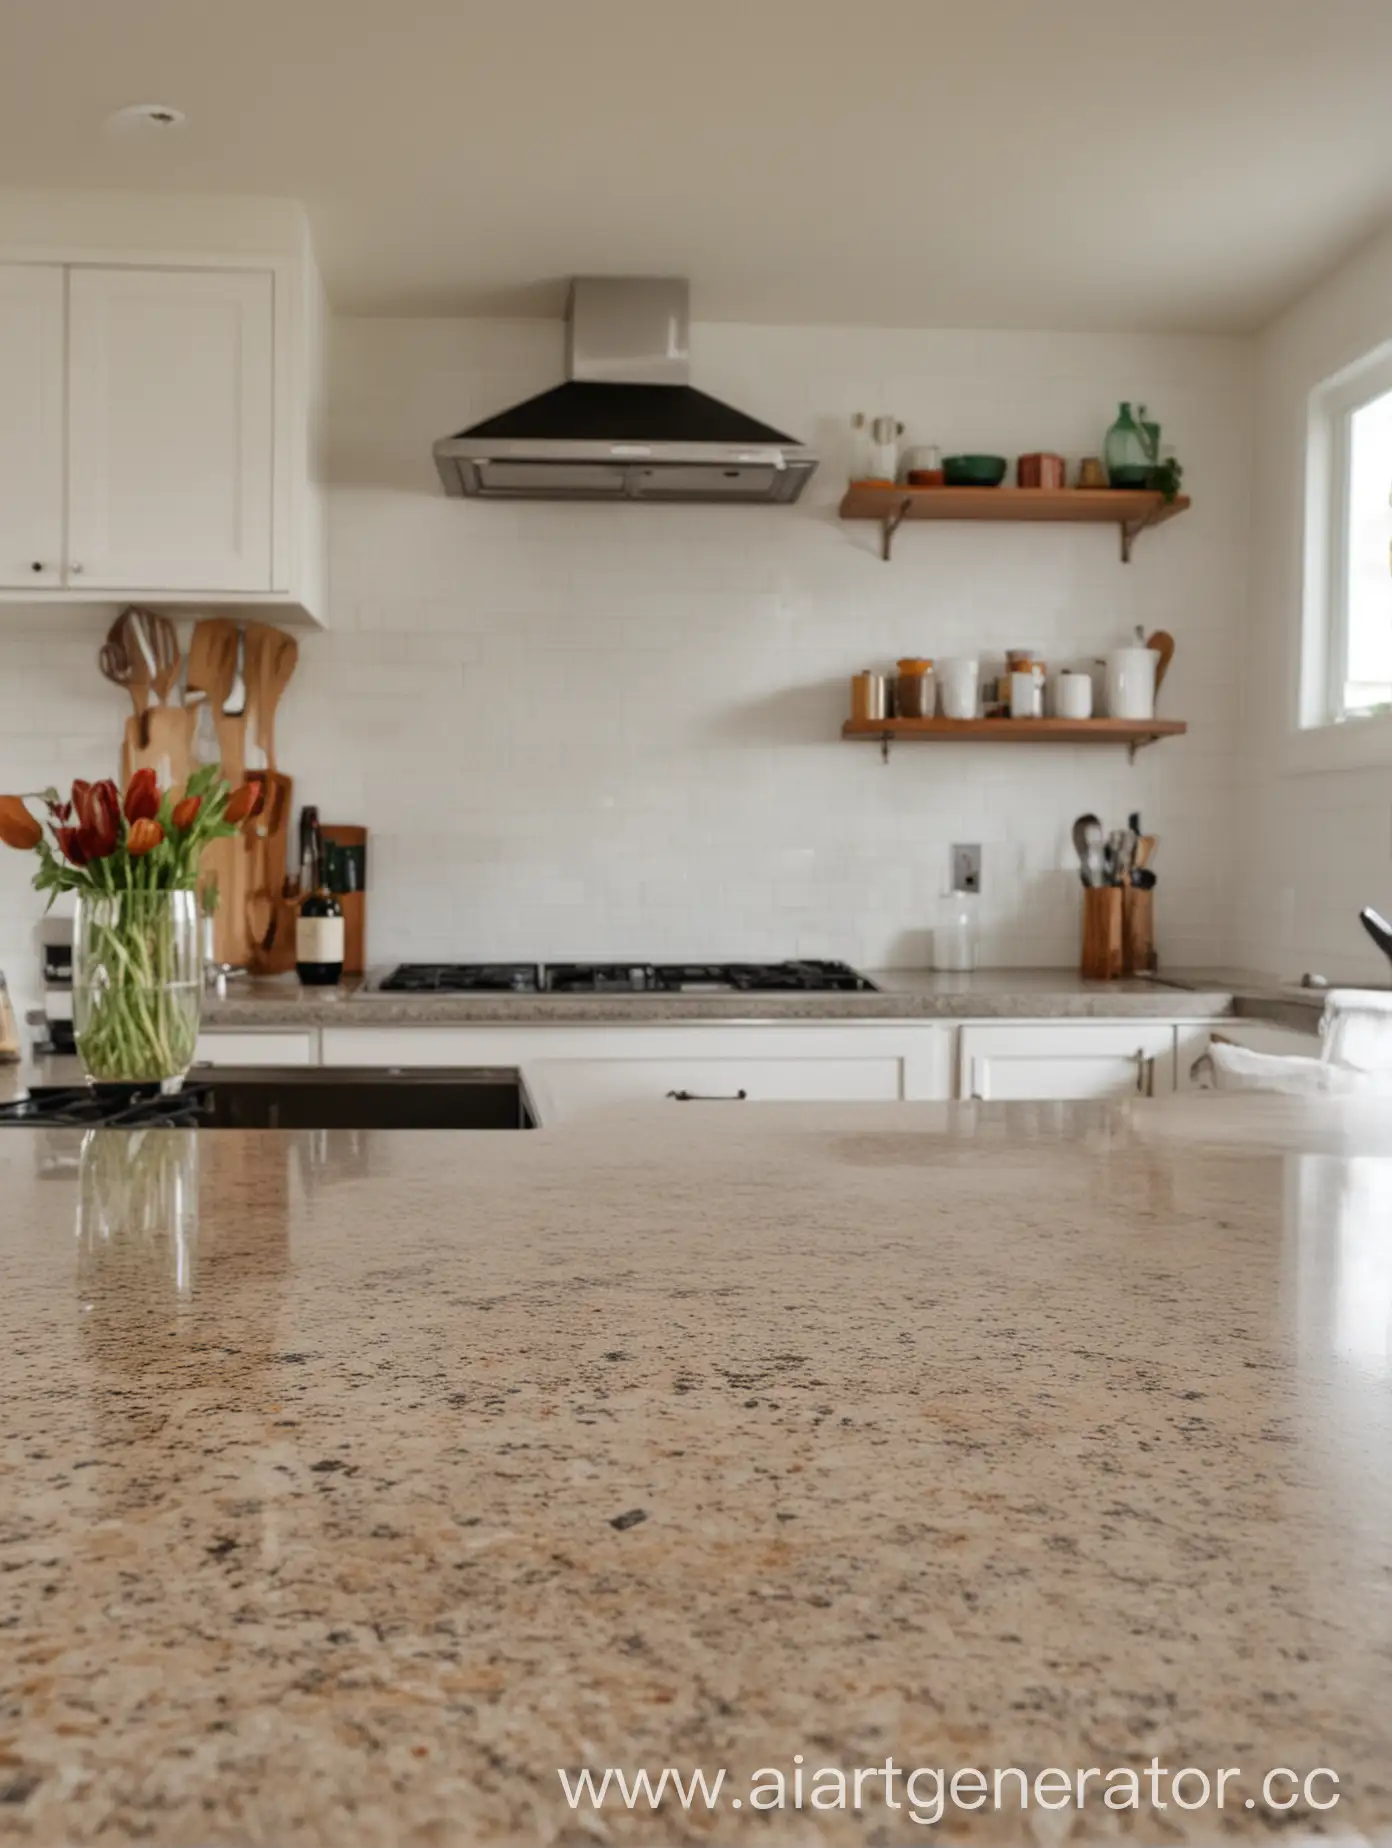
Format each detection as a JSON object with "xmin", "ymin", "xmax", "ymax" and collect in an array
[
  {"xmin": 838, "ymin": 482, "xmax": 1192, "ymax": 562},
  {"xmin": 843, "ymin": 716, "xmax": 1188, "ymax": 763}
]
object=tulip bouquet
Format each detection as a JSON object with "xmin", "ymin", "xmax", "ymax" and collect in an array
[{"xmin": 0, "ymin": 767, "xmax": 259, "ymax": 1086}]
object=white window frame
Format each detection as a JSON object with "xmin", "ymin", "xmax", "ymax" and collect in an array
[{"xmin": 1296, "ymin": 339, "xmax": 1392, "ymax": 769}]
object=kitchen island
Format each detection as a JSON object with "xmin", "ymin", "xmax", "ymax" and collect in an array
[{"xmin": 2, "ymin": 1096, "xmax": 1389, "ymax": 1844}]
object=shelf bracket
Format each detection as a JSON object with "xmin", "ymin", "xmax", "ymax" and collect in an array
[
  {"xmin": 1120, "ymin": 505, "xmax": 1163, "ymax": 563},
  {"xmin": 880, "ymin": 731, "xmax": 892, "ymax": 763},
  {"xmin": 881, "ymin": 497, "xmax": 913, "ymax": 562},
  {"xmin": 1127, "ymin": 731, "xmax": 1159, "ymax": 765}
]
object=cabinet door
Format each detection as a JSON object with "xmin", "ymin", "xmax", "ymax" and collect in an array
[
  {"xmin": 0, "ymin": 265, "xmax": 64, "ymax": 588},
  {"xmin": 193, "ymin": 1031, "xmax": 318, "ymax": 1067},
  {"xmin": 67, "ymin": 267, "xmax": 274, "ymax": 591},
  {"xmin": 960, "ymin": 1023, "xmax": 1176, "ymax": 1101}
]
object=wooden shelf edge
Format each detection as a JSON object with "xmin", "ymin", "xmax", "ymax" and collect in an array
[
  {"xmin": 838, "ymin": 483, "xmax": 1190, "ymax": 521},
  {"xmin": 842, "ymin": 718, "xmax": 1188, "ymax": 743},
  {"xmin": 836, "ymin": 483, "xmax": 1191, "ymax": 561}
]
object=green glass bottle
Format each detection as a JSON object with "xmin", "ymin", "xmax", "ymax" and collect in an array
[{"xmin": 1105, "ymin": 402, "xmax": 1152, "ymax": 489}]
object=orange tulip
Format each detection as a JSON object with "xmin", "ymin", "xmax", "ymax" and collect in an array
[
  {"xmin": 123, "ymin": 767, "xmax": 161, "ymax": 823},
  {"xmin": 223, "ymin": 783, "xmax": 260, "ymax": 825},
  {"xmin": 171, "ymin": 794, "xmax": 202, "ymax": 831},
  {"xmin": 0, "ymin": 796, "xmax": 41, "ymax": 851},
  {"xmin": 126, "ymin": 817, "xmax": 164, "ymax": 857}
]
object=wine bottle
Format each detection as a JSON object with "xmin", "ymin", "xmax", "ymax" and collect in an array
[{"xmin": 295, "ymin": 809, "xmax": 344, "ymax": 987}]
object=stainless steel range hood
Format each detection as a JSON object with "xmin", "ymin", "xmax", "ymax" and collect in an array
[{"xmin": 433, "ymin": 277, "xmax": 817, "ymax": 503}]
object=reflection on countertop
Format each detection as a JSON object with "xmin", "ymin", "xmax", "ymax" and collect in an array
[{"xmin": 1, "ymin": 1094, "xmax": 1390, "ymax": 1844}]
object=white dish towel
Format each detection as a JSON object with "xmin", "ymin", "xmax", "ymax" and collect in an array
[{"xmin": 1203, "ymin": 989, "xmax": 1392, "ymax": 1095}]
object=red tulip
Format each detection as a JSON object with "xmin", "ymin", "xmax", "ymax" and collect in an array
[
  {"xmin": 126, "ymin": 817, "xmax": 164, "ymax": 857},
  {"xmin": 223, "ymin": 782, "xmax": 260, "ymax": 825},
  {"xmin": 70, "ymin": 779, "xmax": 120, "ymax": 862},
  {"xmin": 0, "ymin": 796, "xmax": 41, "ymax": 851},
  {"xmin": 56, "ymin": 827, "xmax": 90, "ymax": 867},
  {"xmin": 123, "ymin": 768, "xmax": 161, "ymax": 823},
  {"xmin": 171, "ymin": 794, "xmax": 202, "ymax": 831}
]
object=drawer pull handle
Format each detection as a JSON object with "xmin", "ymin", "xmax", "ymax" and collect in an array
[{"xmin": 666, "ymin": 1088, "xmax": 749, "ymax": 1102}]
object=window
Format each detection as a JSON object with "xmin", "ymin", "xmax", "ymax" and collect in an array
[{"xmin": 1305, "ymin": 346, "xmax": 1392, "ymax": 728}]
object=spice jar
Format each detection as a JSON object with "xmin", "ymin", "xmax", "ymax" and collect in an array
[
  {"xmin": 867, "ymin": 416, "xmax": 904, "ymax": 484},
  {"xmin": 850, "ymin": 670, "xmax": 889, "ymax": 722},
  {"xmin": 894, "ymin": 658, "xmax": 936, "ymax": 719}
]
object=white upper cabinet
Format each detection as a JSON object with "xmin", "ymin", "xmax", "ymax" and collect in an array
[
  {"xmin": 0, "ymin": 194, "xmax": 325, "ymax": 623},
  {"xmin": 66, "ymin": 268, "xmax": 274, "ymax": 593},
  {"xmin": 0, "ymin": 265, "xmax": 64, "ymax": 589}
]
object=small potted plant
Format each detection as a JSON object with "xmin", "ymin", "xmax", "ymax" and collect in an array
[{"xmin": 0, "ymin": 766, "xmax": 257, "ymax": 1090}]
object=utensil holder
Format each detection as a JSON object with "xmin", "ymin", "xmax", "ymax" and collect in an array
[
  {"xmin": 1080, "ymin": 887, "xmax": 1123, "ymax": 981},
  {"xmin": 1122, "ymin": 886, "xmax": 1156, "ymax": 976}
]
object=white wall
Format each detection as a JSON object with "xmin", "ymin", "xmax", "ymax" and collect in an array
[
  {"xmin": 1234, "ymin": 222, "xmax": 1392, "ymax": 981},
  {"xmin": 0, "ymin": 315, "xmax": 1251, "ymax": 1026}
]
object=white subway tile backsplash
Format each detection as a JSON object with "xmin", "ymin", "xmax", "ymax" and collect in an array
[{"xmin": 0, "ymin": 313, "xmax": 1251, "ymax": 1023}]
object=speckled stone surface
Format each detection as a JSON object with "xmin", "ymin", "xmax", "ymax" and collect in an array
[
  {"xmin": 1, "ymin": 1097, "xmax": 1390, "ymax": 1844},
  {"xmin": 196, "ymin": 967, "xmax": 1254, "ymax": 1026}
]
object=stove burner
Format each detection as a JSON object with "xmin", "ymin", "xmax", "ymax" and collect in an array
[
  {"xmin": 0, "ymin": 1082, "xmax": 212, "ymax": 1128},
  {"xmin": 376, "ymin": 960, "xmax": 878, "ymax": 995},
  {"xmin": 377, "ymin": 964, "xmax": 541, "ymax": 993}
]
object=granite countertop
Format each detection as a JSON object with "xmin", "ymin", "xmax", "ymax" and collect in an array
[
  {"xmin": 195, "ymin": 967, "xmax": 1283, "ymax": 1027},
  {"xmin": 2, "ymin": 1095, "xmax": 1390, "ymax": 1844}
]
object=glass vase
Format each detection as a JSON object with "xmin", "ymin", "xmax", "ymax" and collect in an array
[
  {"xmin": 1104, "ymin": 402, "xmax": 1153, "ymax": 489},
  {"xmin": 73, "ymin": 889, "xmax": 202, "ymax": 1090}
]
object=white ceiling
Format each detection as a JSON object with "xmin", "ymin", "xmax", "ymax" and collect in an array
[{"xmin": 3, "ymin": 0, "xmax": 1392, "ymax": 331}]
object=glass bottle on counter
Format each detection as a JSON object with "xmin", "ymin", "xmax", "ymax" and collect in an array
[
  {"xmin": 931, "ymin": 889, "xmax": 979, "ymax": 973},
  {"xmin": 295, "ymin": 808, "xmax": 345, "ymax": 988}
]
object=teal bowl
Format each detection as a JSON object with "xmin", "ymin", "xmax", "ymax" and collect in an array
[{"xmin": 943, "ymin": 454, "xmax": 1008, "ymax": 487}]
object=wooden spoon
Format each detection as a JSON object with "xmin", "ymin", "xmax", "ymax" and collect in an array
[
  {"xmin": 258, "ymin": 628, "xmax": 299, "ymax": 779},
  {"xmin": 1146, "ymin": 630, "xmax": 1175, "ymax": 700}
]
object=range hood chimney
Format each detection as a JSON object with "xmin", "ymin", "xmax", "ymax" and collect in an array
[{"xmin": 433, "ymin": 278, "xmax": 817, "ymax": 504}]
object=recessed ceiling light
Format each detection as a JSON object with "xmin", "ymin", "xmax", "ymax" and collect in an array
[{"xmin": 106, "ymin": 103, "xmax": 187, "ymax": 132}]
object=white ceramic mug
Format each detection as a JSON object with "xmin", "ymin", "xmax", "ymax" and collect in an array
[
  {"xmin": 937, "ymin": 656, "xmax": 980, "ymax": 720},
  {"xmin": 1105, "ymin": 648, "xmax": 1160, "ymax": 720},
  {"xmin": 1054, "ymin": 671, "xmax": 1094, "ymax": 720}
]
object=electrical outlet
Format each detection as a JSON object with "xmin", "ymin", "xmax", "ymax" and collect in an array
[{"xmin": 951, "ymin": 843, "xmax": 982, "ymax": 893}]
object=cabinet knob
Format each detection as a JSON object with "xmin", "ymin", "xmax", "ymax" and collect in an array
[
  {"xmin": 30, "ymin": 561, "xmax": 44, "ymax": 574},
  {"xmin": 68, "ymin": 563, "xmax": 84, "ymax": 575}
]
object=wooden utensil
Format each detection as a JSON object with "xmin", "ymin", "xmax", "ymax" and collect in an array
[
  {"xmin": 98, "ymin": 635, "xmax": 146, "ymax": 732},
  {"xmin": 247, "ymin": 624, "xmax": 298, "ymax": 778},
  {"xmin": 111, "ymin": 611, "xmax": 153, "ymax": 742},
  {"xmin": 185, "ymin": 619, "xmax": 242, "ymax": 776},
  {"xmin": 1146, "ymin": 630, "xmax": 1175, "ymax": 701},
  {"xmin": 138, "ymin": 610, "xmax": 182, "ymax": 707},
  {"xmin": 245, "ymin": 769, "xmax": 295, "ymax": 973}
]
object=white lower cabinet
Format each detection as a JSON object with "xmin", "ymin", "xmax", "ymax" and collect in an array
[
  {"xmin": 321, "ymin": 1023, "xmax": 953, "ymax": 1122},
  {"xmin": 959, "ymin": 1022, "xmax": 1179, "ymax": 1101},
  {"xmin": 193, "ymin": 1030, "xmax": 317, "ymax": 1067}
]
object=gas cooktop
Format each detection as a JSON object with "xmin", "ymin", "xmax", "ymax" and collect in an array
[
  {"xmin": 0, "ymin": 1082, "xmax": 211, "ymax": 1129},
  {"xmin": 375, "ymin": 960, "xmax": 879, "ymax": 994}
]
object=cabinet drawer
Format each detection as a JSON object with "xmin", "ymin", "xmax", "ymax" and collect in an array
[
  {"xmin": 194, "ymin": 1031, "xmax": 317, "ymax": 1067},
  {"xmin": 528, "ymin": 1055, "xmax": 903, "ymax": 1124},
  {"xmin": 959, "ymin": 1023, "xmax": 1176, "ymax": 1101}
]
